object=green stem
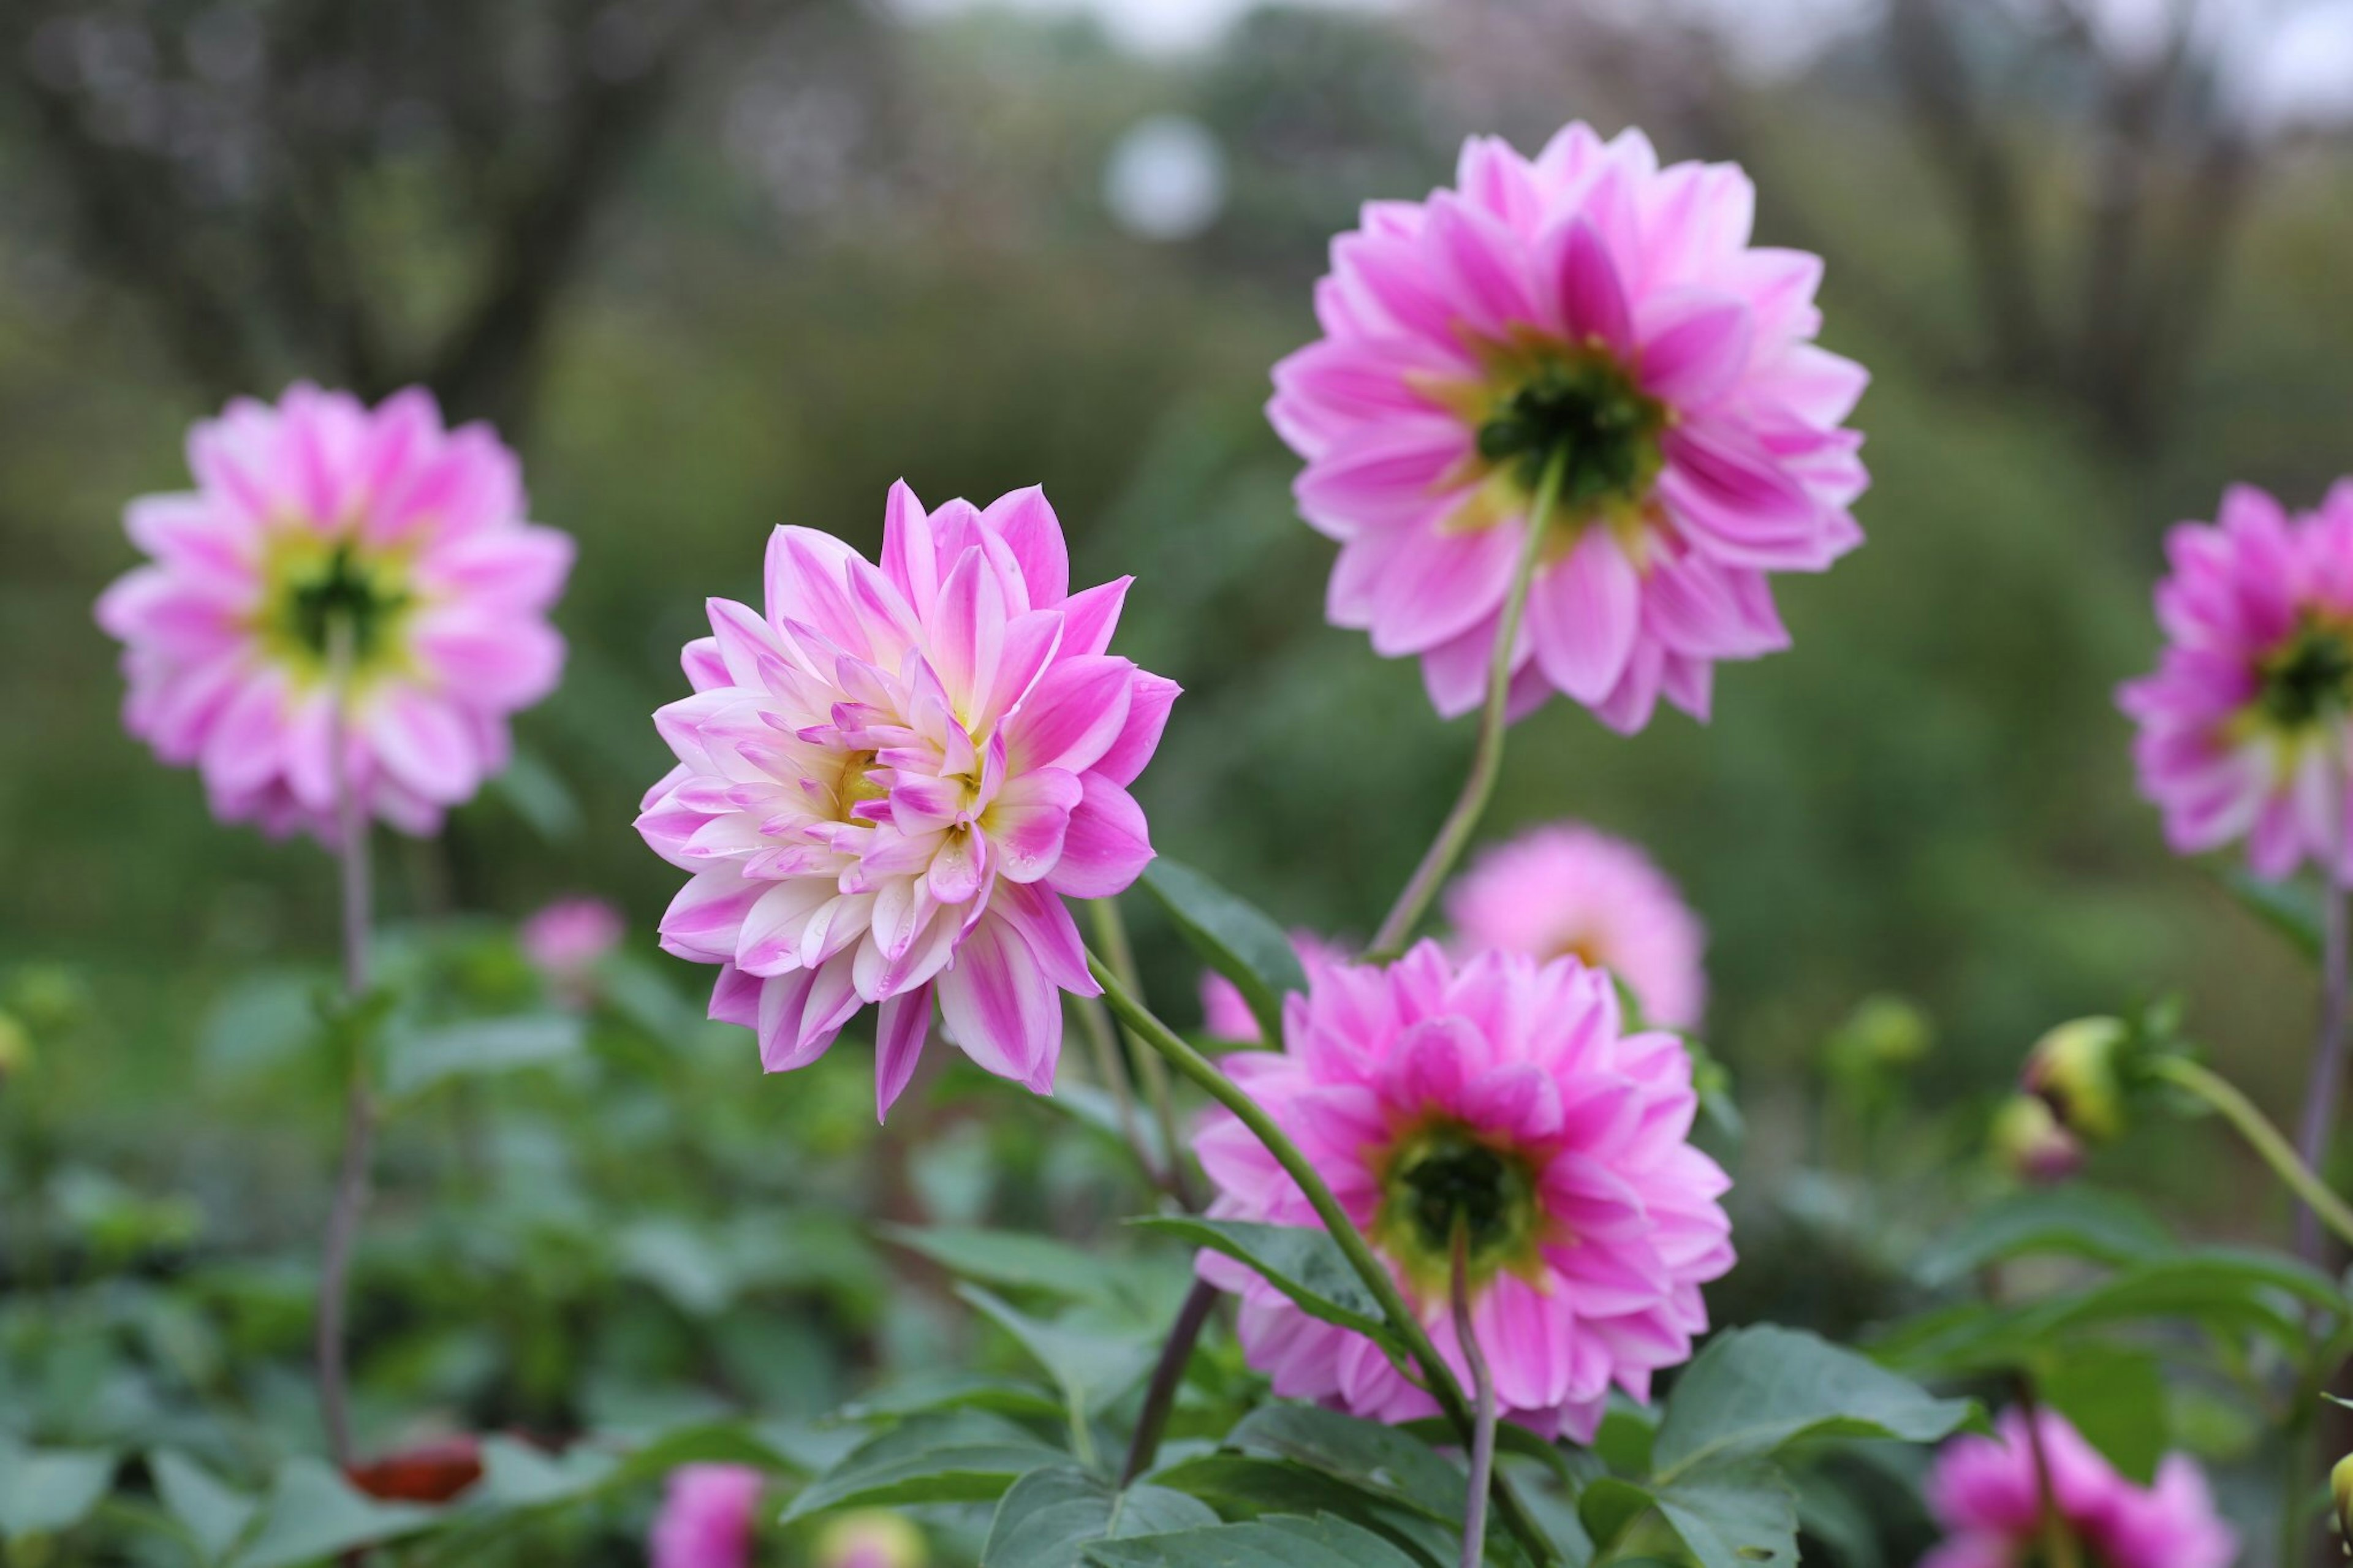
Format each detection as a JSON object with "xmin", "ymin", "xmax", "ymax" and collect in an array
[
  {"xmin": 316, "ymin": 618, "xmax": 375, "ymax": 1471},
  {"xmin": 1453, "ymin": 1229, "xmax": 1496, "ymax": 1568},
  {"xmin": 1121, "ymin": 1276, "xmax": 1220, "ymax": 1485},
  {"xmin": 1088, "ymin": 952, "xmax": 1557, "ymax": 1566},
  {"xmin": 2152, "ymin": 1057, "xmax": 2353, "ymax": 1251},
  {"xmin": 1365, "ymin": 449, "xmax": 1567, "ymax": 963},
  {"xmin": 2015, "ymin": 1377, "xmax": 2083, "ymax": 1568},
  {"xmin": 1089, "ymin": 899, "xmax": 1197, "ymax": 1210}
]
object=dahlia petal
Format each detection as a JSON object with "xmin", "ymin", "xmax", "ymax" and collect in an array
[
  {"xmin": 1095, "ymin": 671, "xmax": 1180, "ymax": 787},
  {"xmin": 991, "ymin": 879, "xmax": 1096, "ymax": 997},
  {"xmin": 874, "ymin": 982, "xmax": 934, "ymax": 1119},
  {"xmin": 1046, "ymin": 775, "xmax": 1154, "ymax": 898},
  {"xmin": 1367, "ymin": 518, "xmax": 1523, "ymax": 657},
  {"xmin": 1005, "ymin": 655, "xmax": 1135, "ymax": 776},
  {"xmin": 979, "ymin": 485, "xmax": 1069, "ymax": 608},
  {"xmin": 1658, "ymin": 423, "xmax": 1825, "ymax": 571},
  {"xmin": 930, "ymin": 547, "xmax": 1008, "ymax": 729},
  {"xmin": 984, "ymin": 767, "xmax": 1082, "ymax": 884},
  {"xmin": 1547, "ymin": 218, "xmax": 1634, "ymax": 354},
  {"xmin": 368, "ymin": 690, "xmax": 480, "ymax": 803},
  {"xmin": 936, "ymin": 912, "xmax": 1061, "ymax": 1088},
  {"xmin": 1529, "ymin": 528, "xmax": 1640, "ymax": 703},
  {"xmin": 1424, "ymin": 192, "xmax": 1539, "ymax": 339},
  {"xmin": 1058, "ymin": 576, "xmax": 1132, "ymax": 659},
  {"xmin": 1637, "ymin": 289, "xmax": 1753, "ymax": 411}
]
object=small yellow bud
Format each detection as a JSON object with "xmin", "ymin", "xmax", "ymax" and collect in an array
[
  {"xmin": 816, "ymin": 1509, "xmax": 928, "ymax": 1568},
  {"xmin": 1990, "ymin": 1094, "xmax": 2085, "ymax": 1184},
  {"xmin": 2333, "ymin": 1450, "xmax": 2353, "ymax": 1556},
  {"xmin": 2022, "ymin": 1017, "xmax": 2131, "ymax": 1143}
]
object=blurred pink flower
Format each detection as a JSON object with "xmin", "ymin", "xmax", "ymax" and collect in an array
[
  {"xmin": 1193, "ymin": 941, "xmax": 1733, "ymax": 1441},
  {"xmin": 521, "ymin": 896, "xmax": 624, "ymax": 988},
  {"xmin": 650, "ymin": 1463, "xmax": 763, "ymax": 1568},
  {"xmin": 1268, "ymin": 123, "xmax": 1867, "ymax": 732},
  {"xmin": 637, "ymin": 483, "xmax": 1176, "ymax": 1118},
  {"xmin": 1199, "ymin": 930, "xmax": 1348, "ymax": 1042},
  {"xmin": 94, "ymin": 384, "xmax": 572, "ymax": 839},
  {"xmin": 1442, "ymin": 821, "xmax": 1704, "ymax": 1029},
  {"xmin": 1923, "ymin": 1409, "xmax": 2234, "ymax": 1568},
  {"xmin": 2120, "ymin": 481, "xmax": 2353, "ymax": 882}
]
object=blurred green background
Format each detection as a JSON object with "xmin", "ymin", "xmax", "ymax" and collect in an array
[{"xmin": 4, "ymin": 0, "xmax": 2353, "ymax": 1542}]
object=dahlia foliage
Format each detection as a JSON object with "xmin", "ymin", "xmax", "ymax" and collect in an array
[
  {"xmin": 1923, "ymin": 1411, "xmax": 2235, "ymax": 1568},
  {"xmin": 96, "ymin": 384, "xmax": 572, "ymax": 838},
  {"xmin": 636, "ymin": 482, "xmax": 1175, "ymax": 1116},
  {"xmin": 1271, "ymin": 123, "xmax": 1867, "ymax": 730},
  {"xmin": 1194, "ymin": 942, "xmax": 1732, "ymax": 1440},
  {"xmin": 2120, "ymin": 480, "xmax": 2353, "ymax": 882}
]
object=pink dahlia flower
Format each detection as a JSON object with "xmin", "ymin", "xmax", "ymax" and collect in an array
[
  {"xmin": 520, "ymin": 896, "xmax": 625, "ymax": 993},
  {"xmin": 1923, "ymin": 1409, "xmax": 2234, "ymax": 1568},
  {"xmin": 1442, "ymin": 820, "xmax": 1705, "ymax": 1029},
  {"xmin": 636, "ymin": 482, "xmax": 1177, "ymax": 1118},
  {"xmin": 1199, "ymin": 930, "xmax": 1348, "ymax": 1042},
  {"xmin": 94, "ymin": 384, "xmax": 572, "ymax": 839},
  {"xmin": 2120, "ymin": 481, "xmax": 2353, "ymax": 882},
  {"xmin": 650, "ymin": 1463, "xmax": 763, "ymax": 1568},
  {"xmin": 1193, "ymin": 941, "xmax": 1733, "ymax": 1440},
  {"xmin": 1269, "ymin": 123, "xmax": 1866, "ymax": 732}
]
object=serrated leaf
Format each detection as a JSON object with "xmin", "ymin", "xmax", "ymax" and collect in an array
[
  {"xmin": 983, "ymin": 1466, "xmax": 1218, "ymax": 1567},
  {"xmin": 1653, "ymin": 1327, "xmax": 1975, "ymax": 1481},
  {"xmin": 1137, "ymin": 860, "xmax": 1307, "ymax": 1047},
  {"xmin": 1911, "ymin": 1187, "xmax": 2175, "ymax": 1287},
  {"xmin": 230, "ymin": 1458, "xmax": 439, "ymax": 1568},
  {"xmin": 151, "ymin": 1450, "xmax": 258, "ymax": 1562},
  {"xmin": 884, "ymin": 1224, "xmax": 1140, "ymax": 1308},
  {"xmin": 958, "ymin": 1286, "xmax": 1156, "ymax": 1418},
  {"xmin": 1653, "ymin": 1463, "xmax": 1798, "ymax": 1568},
  {"xmin": 780, "ymin": 1410, "xmax": 1063, "ymax": 1523},
  {"xmin": 1221, "ymin": 1405, "xmax": 1465, "ymax": 1521},
  {"xmin": 0, "ymin": 1442, "xmax": 115, "ymax": 1540},
  {"xmin": 383, "ymin": 1013, "xmax": 584, "ymax": 1099},
  {"xmin": 1086, "ymin": 1513, "xmax": 1428, "ymax": 1567},
  {"xmin": 1130, "ymin": 1217, "xmax": 1397, "ymax": 1352}
]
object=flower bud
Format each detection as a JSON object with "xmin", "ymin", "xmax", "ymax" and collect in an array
[
  {"xmin": 1990, "ymin": 1094, "xmax": 2084, "ymax": 1184},
  {"xmin": 2333, "ymin": 1450, "xmax": 2353, "ymax": 1556},
  {"xmin": 816, "ymin": 1510, "xmax": 927, "ymax": 1568},
  {"xmin": 2022, "ymin": 1017, "xmax": 2132, "ymax": 1143}
]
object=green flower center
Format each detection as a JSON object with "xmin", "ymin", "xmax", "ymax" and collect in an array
[
  {"xmin": 1476, "ymin": 350, "xmax": 1667, "ymax": 510},
  {"xmin": 257, "ymin": 531, "xmax": 415, "ymax": 683},
  {"xmin": 2259, "ymin": 618, "xmax": 2353, "ymax": 730},
  {"xmin": 1371, "ymin": 1121, "xmax": 1546, "ymax": 1297}
]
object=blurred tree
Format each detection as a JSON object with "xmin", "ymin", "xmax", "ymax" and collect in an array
[{"xmin": 1, "ymin": 0, "xmax": 819, "ymax": 431}]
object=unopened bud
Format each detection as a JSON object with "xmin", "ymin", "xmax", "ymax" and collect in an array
[
  {"xmin": 2333, "ymin": 1451, "xmax": 2353, "ymax": 1556},
  {"xmin": 1991, "ymin": 1094, "xmax": 2084, "ymax": 1184},
  {"xmin": 817, "ymin": 1509, "xmax": 928, "ymax": 1568},
  {"xmin": 2022, "ymin": 1017, "xmax": 2131, "ymax": 1143}
]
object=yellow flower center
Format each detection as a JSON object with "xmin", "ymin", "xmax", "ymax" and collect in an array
[
  {"xmin": 254, "ymin": 529, "xmax": 416, "ymax": 687},
  {"xmin": 1370, "ymin": 1118, "xmax": 1552, "ymax": 1298}
]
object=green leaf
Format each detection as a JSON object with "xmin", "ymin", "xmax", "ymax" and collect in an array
[
  {"xmin": 489, "ymin": 747, "xmax": 583, "ymax": 843},
  {"xmin": 230, "ymin": 1458, "xmax": 439, "ymax": 1568},
  {"xmin": 1137, "ymin": 860, "xmax": 1307, "ymax": 1047},
  {"xmin": 1146, "ymin": 1455, "xmax": 1455, "ymax": 1567},
  {"xmin": 1129, "ymin": 1217, "xmax": 1398, "ymax": 1353},
  {"xmin": 151, "ymin": 1450, "xmax": 259, "ymax": 1563},
  {"xmin": 983, "ymin": 1466, "xmax": 1219, "ymax": 1567},
  {"xmin": 1220, "ymin": 1405, "xmax": 1465, "ymax": 1522},
  {"xmin": 2224, "ymin": 867, "xmax": 2321, "ymax": 961},
  {"xmin": 1653, "ymin": 1463, "xmax": 1799, "ymax": 1568},
  {"xmin": 958, "ymin": 1286, "xmax": 1157, "ymax": 1418},
  {"xmin": 1577, "ymin": 1476, "xmax": 1655, "ymax": 1551},
  {"xmin": 616, "ymin": 1217, "xmax": 738, "ymax": 1317},
  {"xmin": 833, "ymin": 1371, "xmax": 1066, "ymax": 1425},
  {"xmin": 0, "ymin": 1442, "xmax": 115, "ymax": 1540},
  {"xmin": 2036, "ymin": 1347, "xmax": 2167, "ymax": 1485},
  {"xmin": 884, "ymin": 1224, "xmax": 1142, "ymax": 1309},
  {"xmin": 473, "ymin": 1436, "xmax": 620, "ymax": 1509},
  {"xmin": 1652, "ymin": 1327, "xmax": 1976, "ymax": 1481},
  {"xmin": 383, "ymin": 1013, "xmax": 584, "ymax": 1099},
  {"xmin": 1085, "ymin": 1514, "xmax": 1430, "ymax": 1568},
  {"xmin": 1911, "ymin": 1187, "xmax": 2175, "ymax": 1287},
  {"xmin": 779, "ymin": 1410, "xmax": 1064, "ymax": 1523}
]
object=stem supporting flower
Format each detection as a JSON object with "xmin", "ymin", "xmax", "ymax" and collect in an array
[
  {"xmin": 2151, "ymin": 1056, "xmax": 2353, "ymax": 1252},
  {"xmin": 1365, "ymin": 448, "xmax": 1569, "ymax": 963},
  {"xmin": 2297, "ymin": 874, "xmax": 2351, "ymax": 1263},
  {"xmin": 1452, "ymin": 1227, "xmax": 1496, "ymax": 1568},
  {"xmin": 1085, "ymin": 952, "xmax": 1557, "ymax": 1566}
]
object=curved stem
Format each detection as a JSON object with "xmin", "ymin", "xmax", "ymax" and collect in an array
[
  {"xmin": 1089, "ymin": 899, "xmax": 1198, "ymax": 1210},
  {"xmin": 1122, "ymin": 1277, "xmax": 1220, "ymax": 1485},
  {"xmin": 316, "ymin": 623, "xmax": 375, "ymax": 1470},
  {"xmin": 1087, "ymin": 953, "xmax": 1557, "ymax": 1565},
  {"xmin": 2153, "ymin": 1057, "xmax": 2353, "ymax": 1251},
  {"xmin": 2013, "ymin": 1377, "xmax": 2083, "ymax": 1568},
  {"xmin": 2297, "ymin": 877, "xmax": 2351, "ymax": 1263},
  {"xmin": 1365, "ymin": 450, "xmax": 1566, "ymax": 964},
  {"xmin": 1453, "ymin": 1230, "xmax": 1496, "ymax": 1568}
]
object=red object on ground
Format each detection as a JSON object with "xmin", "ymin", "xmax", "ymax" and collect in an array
[{"xmin": 345, "ymin": 1435, "xmax": 484, "ymax": 1502}]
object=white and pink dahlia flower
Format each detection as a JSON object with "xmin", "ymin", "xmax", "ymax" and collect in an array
[
  {"xmin": 1194, "ymin": 941, "xmax": 1733, "ymax": 1440},
  {"xmin": 94, "ymin": 384, "xmax": 572, "ymax": 838},
  {"xmin": 1444, "ymin": 820, "xmax": 1705, "ymax": 1030},
  {"xmin": 636, "ymin": 483, "xmax": 1177, "ymax": 1118},
  {"xmin": 2120, "ymin": 480, "xmax": 2353, "ymax": 882},
  {"xmin": 1923, "ymin": 1409, "xmax": 2234, "ymax": 1568},
  {"xmin": 1270, "ymin": 123, "xmax": 1866, "ymax": 732}
]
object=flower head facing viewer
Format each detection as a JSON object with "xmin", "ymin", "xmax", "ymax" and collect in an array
[
  {"xmin": 1443, "ymin": 820, "xmax": 1705, "ymax": 1029},
  {"xmin": 1268, "ymin": 123, "xmax": 1868, "ymax": 732},
  {"xmin": 1923, "ymin": 1407, "xmax": 2234, "ymax": 1568},
  {"xmin": 637, "ymin": 482, "xmax": 1178, "ymax": 1118},
  {"xmin": 2121, "ymin": 480, "xmax": 2353, "ymax": 882},
  {"xmin": 95, "ymin": 384, "xmax": 574, "ymax": 839},
  {"xmin": 1192, "ymin": 942, "xmax": 1733, "ymax": 1440}
]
